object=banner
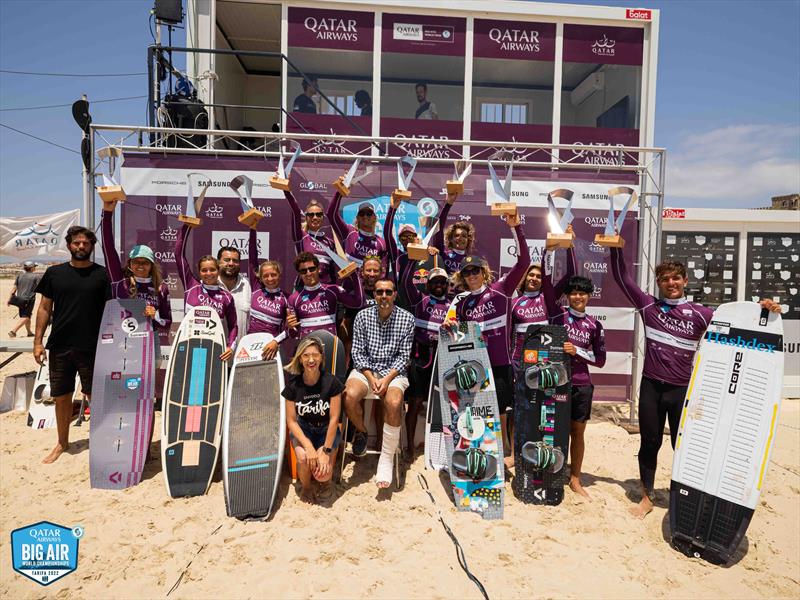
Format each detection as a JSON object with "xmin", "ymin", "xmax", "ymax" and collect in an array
[
  {"xmin": 563, "ymin": 24, "xmax": 644, "ymax": 66},
  {"xmin": 120, "ymin": 154, "xmax": 640, "ymax": 400},
  {"xmin": 0, "ymin": 209, "xmax": 80, "ymax": 261},
  {"xmin": 473, "ymin": 19, "xmax": 555, "ymax": 61},
  {"xmin": 382, "ymin": 13, "xmax": 465, "ymax": 56},
  {"xmin": 288, "ymin": 7, "xmax": 374, "ymax": 52}
]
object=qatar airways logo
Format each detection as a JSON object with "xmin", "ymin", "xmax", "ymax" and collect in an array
[
  {"xmin": 423, "ymin": 303, "xmax": 448, "ymax": 319},
  {"xmin": 303, "ymin": 16, "xmax": 359, "ymax": 42},
  {"xmin": 155, "ymin": 203, "xmax": 182, "ymax": 216},
  {"xmin": 517, "ymin": 304, "xmax": 546, "ymax": 319},
  {"xmin": 395, "ymin": 134, "xmax": 452, "ymax": 159},
  {"xmin": 488, "ymin": 28, "xmax": 541, "ymax": 53},
  {"xmin": 160, "ymin": 226, "xmax": 178, "ymax": 242},
  {"xmin": 656, "ymin": 312, "xmax": 695, "ymax": 334},
  {"xmin": 155, "ymin": 250, "xmax": 175, "ymax": 263},
  {"xmin": 256, "ymin": 295, "xmax": 283, "ymax": 312},
  {"xmin": 464, "ymin": 302, "xmax": 496, "ymax": 320},
  {"xmin": 566, "ymin": 325, "xmax": 592, "ymax": 342},
  {"xmin": 197, "ymin": 293, "xmax": 225, "ymax": 312},
  {"xmin": 589, "ymin": 242, "xmax": 606, "ymax": 254},
  {"xmin": 394, "ymin": 23, "xmax": 422, "ymax": 41},
  {"xmin": 300, "ymin": 299, "xmax": 331, "ymax": 314},
  {"xmin": 164, "ymin": 274, "xmax": 179, "ymax": 290},
  {"xmin": 205, "ymin": 203, "xmax": 224, "ymax": 219},
  {"xmin": 254, "ymin": 205, "xmax": 273, "ymax": 218},
  {"xmin": 584, "ymin": 216, "xmax": 609, "ymax": 228},
  {"xmin": 583, "ymin": 261, "xmax": 607, "ymax": 274},
  {"xmin": 592, "ymin": 34, "xmax": 616, "ymax": 57}
]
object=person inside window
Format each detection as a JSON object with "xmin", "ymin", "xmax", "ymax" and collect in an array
[
  {"xmin": 293, "ymin": 76, "xmax": 319, "ymax": 114},
  {"xmin": 414, "ymin": 82, "xmax": 438, "ymax": 120},
  {"xmin": 355, "ymin": 90, "xmax": 372, "ymax": 117}
]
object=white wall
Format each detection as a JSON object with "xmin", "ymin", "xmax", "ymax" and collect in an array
[{"xmin": 561, "ymin": 65, "xmax": 642, "ymax": 128}]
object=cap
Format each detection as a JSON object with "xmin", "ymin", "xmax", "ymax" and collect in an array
[
  {"xmin": 398, "ymin": 224, "xmax": 417, "ymax": 236},
  {"xmin": 427, "ymin": 267, "xmax": 448, "ymax": 281},
  {"xmin": 23, "ymin": 260, "xmax": 36, "ymax": 268},
  {"xmin": 357, "ymin": 202, "xmax": 375, "ymax": 214},
  {"xmin": 459, "ymin": 255, "xmax": 488, "ymax": 272},
  {"xmin": 129, "ymin": 244, "xmax": 155, "ymax": 263}
]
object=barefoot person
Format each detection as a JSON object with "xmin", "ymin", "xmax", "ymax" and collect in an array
[
  {"xmin": 282, "ymin": 337, "xmax": 343, "ymax": 503},
  {"xmin": 543, "ymin": 270, "xmax": 606, "ymax": 500},
  {"xmin": 176, "ymin": 223, "xmax": 238, "ymax": 360},
  {"xmin": 609, "ymin": 247, "xmax": 782, "ymax": 517},
  {"xmin": 7, "ymin": 261, "xmax": 42, "ymax": 338},
  {"xmin": 344, "ymin": 279, "xmax": 414, "ymax": 488},
  {"xmin": 441, "ymin": 212, "xmax": 530, "ymax": 464},
  {"xmin": 33, "ymin": 226, "xmax": 111, "ymax": 463}
]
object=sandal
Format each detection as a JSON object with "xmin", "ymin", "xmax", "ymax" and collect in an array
[{"xmin": 8, "ymin": 331, "xmax": 16, "ymax": 338}]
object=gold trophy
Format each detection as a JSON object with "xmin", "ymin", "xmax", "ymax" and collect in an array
[
  {"xmin": 269, "ymin": 141, "xmax": 301, "ymax": 191},
  {"xmin": 96, "ymin": 146, "xmax": 126, "ymax": 209},
  {"xmin": 446, "ymin": 161, "xmax": 472, "ymax": 195},
  {"xmin": 179, "ymin": 172, "xmax": 211, "ymax": 228},
  {"xmin": 545, "ymin": 189, "xmax": 576, "ymax": 249},
  {"xmin": 488, "ymin": 160, "xmax": 517, "ymax": 216},
  {"xmin": 595, "ymin": 187, "xmax": 638, "ymax": 248},
  {"xmin": 393, "ymin": 155, "xmax": 417, "ymax": 201},
  {"xmin": 230, "ymin": 175, "xmax": 264, "ymax": 229}
]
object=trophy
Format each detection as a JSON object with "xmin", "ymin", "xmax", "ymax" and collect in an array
[
  {"xmin": 595, "ymin": 187, "xmax": 638, "ymax": 248},
  {"xmin": 179, "ymin": 172, "xmax": 211, "ymax": 228},
  {"xmin": 446, "ymin": 161, "xmax": 472, "ymax": 196},
  {"xmin": 229, "ymin": 175, "xmax": 264, "ymax": 229},
  {"xmin": 545, "ymin": 189, "xmax": 576, "ymax": 249},
  {"xmin": 324, "ymin": 234, "xmax": 357, "ymax": 279},
  {"xmin": 334, "ymin": 158, "xmax": 361, "ymax": 197},
  {"xmin": 269, "ymin": 141, "xmax": 301, "ymax": 191},
  {"xmin": 96, "ymin": 146, "xmax": 126, "ymax": 208},
  {"xmin": 393, "ymin": 155, "xmax": 417, "ymax": 201},
  {"xmin": 488, "ymin": 160, "xmax": 517, "ymax": 216},
  {"xmin": 406, "ymin": 197, "xmax": 440, "ymax": 261}
]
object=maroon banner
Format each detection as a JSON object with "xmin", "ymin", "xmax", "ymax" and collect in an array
[
  {"xmin": 473, "ymin": 19, "xmax": 555, "ymax": 61},
  {"xmin": 287, "ymin": 113, "xmax": 373, "ymax": 155},
  {"xmin": 380, "ymin": 117, "xmax": 462, "ymax": 159},
  {"xmin": 470, "ymin": 122, "xmax": 552, "ymax": 164},
  {"xmin": 382, "ymin": 13, "xmax": 465, "ymax": 56},
  {"xmin": 288, "ymin": 7, "xmax": 374, "ymax": 51},
  {"xmin": 563, "ymin": 25, "xmax": 644, "ymax": 66},
  {"xmin": 560, "ymin": 126, "xmax": 640, "ymax": 167}
]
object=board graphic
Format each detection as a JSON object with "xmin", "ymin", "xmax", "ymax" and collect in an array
[
  {"xmin": 670, "ymin": 302, "xmax": 784, "ymax": 564},
  {"xmin": 27, "ymin": 357, "xmax": 82, "ymax": 430},
  {"xmin": 90, "ymin": 299, "xmax": 156, "ymax": 489},
  {"xmin": 223, "ymin": 333, "xmax": 285, "ymax": 519},
  {"xmin": 162, "ymin": 306, "xmax": 227, "ymax": 498},
  {"xmin": 424, "ymin": 350, "xmax": 447, "ymax": 470},
  {"xmin": 438, "ymin": 322, "xmax": 504, "ymax": 520},
  {"xmin": 512, "ymin": 324, "xmax": 571, "ymax": 505}
]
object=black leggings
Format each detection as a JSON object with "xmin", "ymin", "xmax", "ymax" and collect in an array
[{"xmin": 637, "ymin": 376, "xmax": 688, "ymax": 494}]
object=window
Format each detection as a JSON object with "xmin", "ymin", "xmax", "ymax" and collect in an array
[
  {"xmin": 324, "ymin": 94, "xmax": 358, "ymax": 117},
  {"xmin": 479, "ymin": 101, "xmax": 529, "ymax": 124}
]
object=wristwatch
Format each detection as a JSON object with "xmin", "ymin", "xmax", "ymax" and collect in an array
[{"xmin": 322, "ymin": 446, "xmax": 333, "ymax": 455}]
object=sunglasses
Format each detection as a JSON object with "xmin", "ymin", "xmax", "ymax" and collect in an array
[
  {"xmin": 298, "ymin": 266, "xmax": 318, "ymax": 274},
  {"xmin": 357, "ymin": 211, "xmax": 375, "ymax": 217},
  {"xmin": 461, "ymin": 267, "xmax": 482, "ymax": 277},
  {"xmin": 306, "ymin": 211, "xmax": 324, "ymax": 218},
  {"xmin": 374, "ymin": 289, "xmax": 395, "ymax": 296}
]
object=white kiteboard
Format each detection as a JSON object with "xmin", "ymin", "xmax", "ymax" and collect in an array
[{"xmin": 670, "ymin": 301, "xmax": 784, "ymax": 564}]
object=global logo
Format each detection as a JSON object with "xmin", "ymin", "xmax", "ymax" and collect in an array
[
  {"xmin": 442, "ymin": 29, "xmax": 451, "ymax": 39},
  {"xmin": 155, "ymin": 251, "xmax": 175, "ymax": 263},
  {"xmin": 205, "ymin": 203, "xmax": 224, "ymax": 219},
  {"xmin": 300, "ymin": 181, "xmax": 328, "ymax": 192},
  {"xmin": 592, "ymin": 34, "xmax": 616, "ymax": 56},
  {"xmin": 155, "ymin": 203, "xmax": 182, "ymax": 216},
  {"xmin": 159, "ymin": 226, "xmax": 178, "ymax": 242}
]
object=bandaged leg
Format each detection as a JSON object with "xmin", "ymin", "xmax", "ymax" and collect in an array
[{"xmin": 376, "ymin": 423, "xmax": 400, "ymax": 487}]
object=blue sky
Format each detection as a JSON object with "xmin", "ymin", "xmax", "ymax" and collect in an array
[{"xmin": 1, "ymin": 0, "xmax": 798, "ymax": 218}]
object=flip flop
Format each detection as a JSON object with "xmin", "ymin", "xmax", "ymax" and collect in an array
[
  {"xmin": 521, "ymin": 441, "xmax": 565, "ymax": 473},
  {"xmin": 452, "ymin": 448, "xmax": 498, "ymax": 481}
]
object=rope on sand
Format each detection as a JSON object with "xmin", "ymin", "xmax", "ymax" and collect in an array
[
  {"xmin": 166, "ymin": 521, "xmax": 224, "ymax": 596},
  {"xmin": 417, "ymin": 473, "xmax": 490, "ymax": 600}
]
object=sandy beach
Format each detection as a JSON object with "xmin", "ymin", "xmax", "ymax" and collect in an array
[{"xmin": 1, "ymin": 277, "xmax": 798, "ymax": 599}]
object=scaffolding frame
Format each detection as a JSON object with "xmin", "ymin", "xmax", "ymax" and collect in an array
[{"xmin": 88, "ymin": 123, "xmax": 665, "ymax": 423}]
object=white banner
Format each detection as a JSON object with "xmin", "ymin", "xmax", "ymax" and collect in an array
[
  {"xmin": 121, "ymin": 167, "xmax": 285, "ymax": 200},
  {"xmin": 0, "ymin": 209, "xmax": 80, "ymax": 261},
  {"xmin": 485, "ymin": 180, "xmax": 640, "ymax": 210}
]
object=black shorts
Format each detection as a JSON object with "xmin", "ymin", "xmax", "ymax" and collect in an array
[
  {"xmin": 571, "ymin": 384, "xmax": 595, "ymax": 423},
  {"xmin": 408, "ymin": 344, "xmax": 436, "ymax": 398},
  {"xmin": 18, "ymin": 298, "xmax": 35, "ymax": 318},
  {"xmin": 492, "ymin": 365, "xmax": 514, "ymax": 414},
  {"xmin": 48, "ymin": 349, "xmax": 95, "ymax": 397}
]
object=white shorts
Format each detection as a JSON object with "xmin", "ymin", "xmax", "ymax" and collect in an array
[{"xmin": 346, "ymin": 370, "xmax": 409, "ymax": 399}]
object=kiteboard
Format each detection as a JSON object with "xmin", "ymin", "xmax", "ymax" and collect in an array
[
  {"xmin": 89, "ymin": 299, "xmax": 156, "ymax": 489},
  {"xmin": 162, "ymin": 306, "xmax": 227, "ymax": 498},
  {"xmin": 27, "ymin": 356, "xmax": 82, "ymax": 430},
  {"xmin": 512, "ymin": 324, "xmax": 571, "ymax": 506},
  {"xmin": 438, "ymin": 322, "xmax": 504, "ymax": 520},
  {"xmin": 424, "ymin": 349, "xmax": 448, "ymax": 470},
  {"xmin": 670, "ymin": 301, "xmax": 784, "ymax": 564},
  {"xmin": 223, "ymin": 332, "xmax": 285, "ymax": 519}
]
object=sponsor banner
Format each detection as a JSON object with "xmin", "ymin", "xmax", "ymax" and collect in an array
[
  {"xmin": 559, "ymin": 127, "xmax": 641, "ymax": 166},
  {"xmin": 663, "ymin": 208, "xmax": 685, "ymax": 219},
  {"xmin": 11, "ymin": 520, "xmax": 82, "ymax": 586},
  {"xmin": 626, "ymin": 8, "xmax": 652, "ymax": 21},
  {"xmin": 589, "ymin": 351, "xmax": 633, "ymax": 375},
  {"xmin": 485, "ymin": 179, "xmax": 640, "ymax": 210},
  {"xmin": 121, "ymin": 167, "xmax": 285, "ymax": 200},
  {"xmin": 473, "ymin": 19, "xmax": 555, "ymax": 61},
  {"xmin": 286, "ymin": 113, "xmax": 372, "ymax": 154},
  {"xmin": 383, "ymin": 13, "xmax": 465, "ymax": 55},
  {"xmin": 563, "ymin": 24, "xmax": 644, "ymax": 66},
  {"xmin": 585, "ymin": 306, "xmax": 636, "ymax": 331},
  {"xmin": 470, "ymin": 122, "xmax": 552, "ymax": 163},
  {"xmin": 380, "ymin": 117, "xmax": 462, "ymax": 158},
  {"xmin": 211, "ymin": 231, "xmax": 270, "ymax": 261},
  {"xmin": 0, "ymin": 209, "xmax": 80, "ymax": 261},
  {"xmin": 288, "ymin": 7, "xmax": 374, "ymax": 52}
]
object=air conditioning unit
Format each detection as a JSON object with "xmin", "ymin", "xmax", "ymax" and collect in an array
[{"xmin": 570, "ymin": 72, "xmax": 605, "ymax": 106}]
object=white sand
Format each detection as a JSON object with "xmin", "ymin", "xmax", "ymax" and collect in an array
[{"xmin": 1, "ymin": 277, "xmax": 798, "ymax": 599}]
